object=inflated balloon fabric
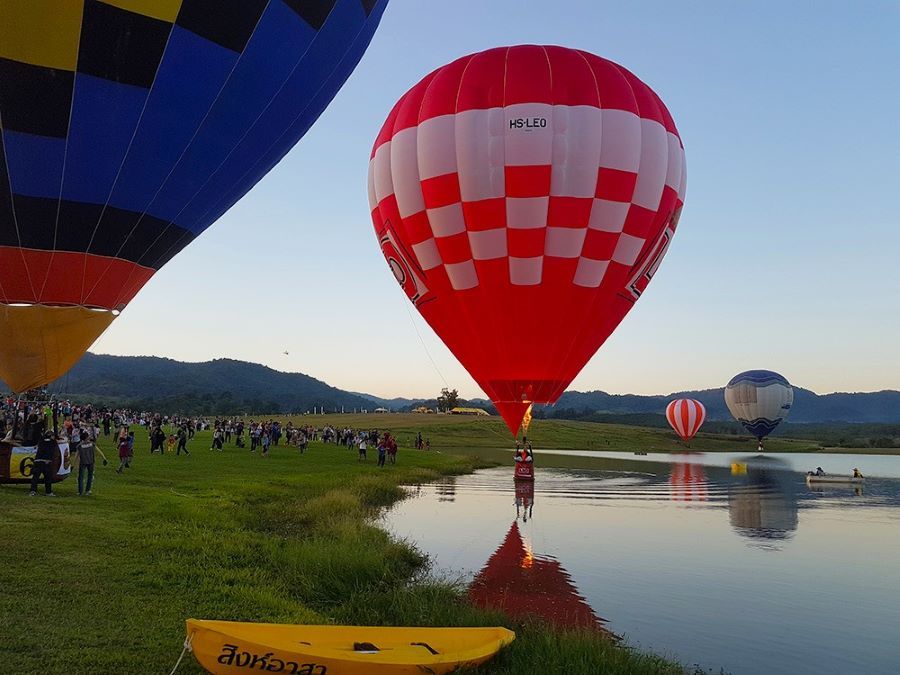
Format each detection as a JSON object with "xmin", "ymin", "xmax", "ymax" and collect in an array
[
  {"xmin": 724, "ymin": 370, "xmax": 794, "ymax": 440},
  {"xmin": 369, "ymin": 45, "xmax": 686, "ymax": 433},
  {"xmin": 0, "ymin": 0, "xmax": 387, "ymax": 391},
  {"xmin": 665, "ymin": 398, "xmax": 706, "ymax": 443}
]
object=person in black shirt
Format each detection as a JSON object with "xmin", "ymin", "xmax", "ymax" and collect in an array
[{"xmin": 29, "ymin": 431, "xmax": 57, "ymax": 496}]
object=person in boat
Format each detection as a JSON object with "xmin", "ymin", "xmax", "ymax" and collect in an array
[
  {"xmin": 815, "ymin": 467, "xmax": 825, "ymax": 476},
  {"xmin": 853, "ymin": 468, "xmax": 864, "ymax": 478}
]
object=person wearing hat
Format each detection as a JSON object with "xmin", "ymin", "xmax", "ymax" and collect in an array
[
  {"xmin": 29, "ymin": 431, "xmax": 58, "ymax": 496},
  {"xmin": 853, "ymin": 468, "xmax": 864, "ymax": 478}
]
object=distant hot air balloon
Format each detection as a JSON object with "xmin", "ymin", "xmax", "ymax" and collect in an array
[
  {"xmin": 665, "ymin": 398, "xmax": 706, "ymax": 443},
  {"xmin": 724, "ymin": 370, "xmax": 793, "ymax": 444},
  {"xmin": 0, "ymin": 0, "xmax": 388, "ymax": 392},
  {"xmin": 369, "ymin": 45, "xmax": 686, "ymax": 435}
]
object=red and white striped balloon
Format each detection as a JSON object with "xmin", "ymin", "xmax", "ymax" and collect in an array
[{"xmin": 665, "ymin": 399, "xmax": 706, "ymax": 443}]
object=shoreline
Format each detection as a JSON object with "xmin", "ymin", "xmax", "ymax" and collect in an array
[{"xmin": 0, "ymin": 430, "xmax": 688, "ymax": 674}]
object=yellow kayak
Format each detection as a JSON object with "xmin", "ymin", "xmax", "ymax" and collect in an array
[{"xmin": 186, "ymin": 619, "xmax": 515, "ymax": 674}]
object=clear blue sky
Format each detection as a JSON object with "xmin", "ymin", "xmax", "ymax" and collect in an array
[{"xmin": 92, "ymin": 0, "xmax": 900, "ymax": 399}]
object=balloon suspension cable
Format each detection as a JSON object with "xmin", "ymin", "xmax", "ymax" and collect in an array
[
  {"xmin": 168, "ymin": 632, "xmax": 194, "ymax": 675},
  {"xmin": 401, "ymin": 298, "xmax": 450, "ymax": 390},
  {"xmin": 483, "ymin": 418, "xmax": 521, "ymax": 444}
]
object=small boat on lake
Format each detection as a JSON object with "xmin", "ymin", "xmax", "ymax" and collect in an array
[
  {"xmin": 805, "ymin": 474, "xmax": 865, "ymax": 485},
  {"xmin": 186, "ymin": 619, "xmax": 515, "ymax": 674}
]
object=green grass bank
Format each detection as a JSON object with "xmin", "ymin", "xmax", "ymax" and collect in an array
[
  {"xmin": 276, "ymin": 412, "xmax": 823, "ymax": 453},
  {"xmin": 0, "ymin": 429, "xmax": 689, "ymax": 674}
]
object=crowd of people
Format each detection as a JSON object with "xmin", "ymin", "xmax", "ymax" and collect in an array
[{"xmin": 2, "ymin": 394, "xmax": 430, "ymax": 497}]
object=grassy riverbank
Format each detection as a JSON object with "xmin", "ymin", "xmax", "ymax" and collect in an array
[
  {"xmin": 0, "ymin": 430, "xmax": 688, "ymax": 674},
  {"xmin": 277, "ymin": 412, "xmax": 824, "ymax": 453}
]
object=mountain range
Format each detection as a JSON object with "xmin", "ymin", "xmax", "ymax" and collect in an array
[
  {"xmin": 5, "ymin": 353, "xmax": 899, "ymax": 424},
  {"xmin": 545, "ymin": 387, "xmax": 900, "ymax": 424}
]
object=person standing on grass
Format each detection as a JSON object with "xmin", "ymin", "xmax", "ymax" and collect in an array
[
  {"xmin": 386, "ymin": 432, "xmax": 398, "ymax": 465},
  {"xmin": 29, "ymin": 431, "xmax": 57, "ymax": 496},
  {"xmin": 261, "ymin": 430, "xmax": 271, "ymax": 458},
  {"xmin": 116, "ymin": 433, "xmax": 129, "ymax": 473},
  {"xmin": 77, "ymin": 434, "xmax": 98, "ymax": 495},
  {"xmin": 149, "ymin": 425, "xmax": 163, "ymax": 454},
  {"xmin": 177, "ymin": 425, "xmax": 189, "ymax": 455},
  {"xmin": 358, "ymin": 436, "xmax": 367, "ymax": 461},
  {"xmin": 377, "ymin": 440, "xmax": 387, "ymax": 467},
  {"xmin": 126, "ymin": 430, "xmax": 135, "ymax": 466}
]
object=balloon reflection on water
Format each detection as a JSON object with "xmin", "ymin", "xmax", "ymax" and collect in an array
[
  {"xmin": 669, "ymin": 459, "xmax": 708, "ymax": 502},
  {"xmin": 727, "ymin": 456, "xmax": 799, "ymax": 548},
  {"xmin": 436, "ymin": 477, "xmax": 457, "ymax": 503},
  {"xmin": 469, "ymin": 479, "xmax": 607, "ymax": 633}
]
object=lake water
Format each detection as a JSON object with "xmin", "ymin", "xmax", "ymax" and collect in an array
[{"xmin": 382, "ymin": 451, "xmax": 900, "ymax": 674}]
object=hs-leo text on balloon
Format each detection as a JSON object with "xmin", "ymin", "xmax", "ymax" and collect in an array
[{"xmin": 509, "ymin": 117, "xmax": 547, "ymax": 130}]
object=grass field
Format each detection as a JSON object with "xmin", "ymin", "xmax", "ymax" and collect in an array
[
  {"xmin": 276, "ymin": 412, "xmax": 822, "ymax": 453},
  {"xmin": 0, "ymin": 429, "xmax": 690, "ymax": 674}
]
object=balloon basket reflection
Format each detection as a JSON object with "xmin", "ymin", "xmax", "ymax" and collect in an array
[
  {"xmin": 469, "ymin": 521, "xmax": 608, "ymax": 633},
  {"xmin": 514, "ymin": 480, "xmax": 534, "ymax": 522}
]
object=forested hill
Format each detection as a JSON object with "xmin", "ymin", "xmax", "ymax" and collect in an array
[
  {"xmin": 31, "ymin": 353, "xmax": 375, "ymax": 415},
  {"xmin": 4, "ymin": 352, "xmax": 899, "ymax": 423},
  {"xmin": 547, "ymin": 387, "xmax": 900, "ymax": 424}
]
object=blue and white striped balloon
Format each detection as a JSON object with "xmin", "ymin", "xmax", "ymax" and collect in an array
[{"xmin": 724, "ymin": 371, "xmax": 793, "ymax": 440}]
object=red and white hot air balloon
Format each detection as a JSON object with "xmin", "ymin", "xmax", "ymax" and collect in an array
[
  {"xmin": 665, "ymin": 399, "xmax": 706, "ymax": 443},
  {"xmin": 369, "ymin": 45, "xmax": 686, "ymax": 435}
]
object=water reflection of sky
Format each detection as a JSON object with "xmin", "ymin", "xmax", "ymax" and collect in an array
[{"xmin": 382, "ymin": 453, "xmax": 900, "ymax": 675}]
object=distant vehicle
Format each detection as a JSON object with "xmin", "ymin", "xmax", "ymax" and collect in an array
[{"xmin": 450, "ymin": 407, "xmax": 490, "ymax": 417}]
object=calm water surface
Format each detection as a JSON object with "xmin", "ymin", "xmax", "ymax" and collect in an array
[{"xmin": 382, "ymin": 451, "xmax": 900, "ymax": 674}]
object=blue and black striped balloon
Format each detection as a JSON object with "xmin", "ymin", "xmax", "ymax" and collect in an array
[{"xmin": 0, "ymin": 0, "xmax": 387, "ymax": 391}]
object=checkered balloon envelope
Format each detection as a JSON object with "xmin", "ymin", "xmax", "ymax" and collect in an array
[{"xmin": 368, "ymin": 45, "xmax": 687, "ymax": 435}]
